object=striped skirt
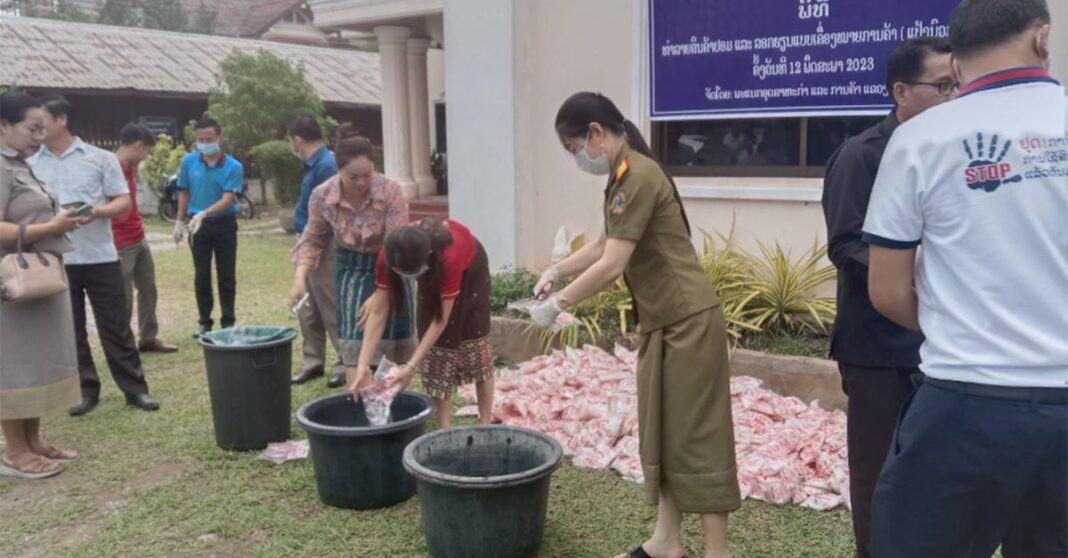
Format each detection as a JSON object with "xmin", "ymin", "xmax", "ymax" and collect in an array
[{"xmin": 334, "ymin": 248, "xmax": 416, "ymax": 366}]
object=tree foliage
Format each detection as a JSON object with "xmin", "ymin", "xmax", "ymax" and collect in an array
[{"xmin": 206, "ymin": 49, "xmax": 332, "ymax": 157}]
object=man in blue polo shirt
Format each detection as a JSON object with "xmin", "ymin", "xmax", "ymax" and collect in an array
[
  {"xmin": 287, "ymin": 115, "xmax": 344, "ymax": 387},
  {"xmin": 174, "ymin": 117, "xmax": 243, "ymax": 337},
  {"xmin": 865, "ymin": 0, "xmax": 1066, "ymax": 555}
]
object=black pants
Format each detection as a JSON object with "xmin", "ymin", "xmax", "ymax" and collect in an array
[
  {"xmin": 66, "ymin": 261, "xmax": 150, "ymax": 399},
  {"xmin": 839, "ymin": 364, "xmax": 920, "ymax": 558},
  {"xmin": 190, "ymin": 214, "xmax": 238, "ymax": 329},
  {"xmin": 872, "ymin": 381, "xmax": 1066, "ymax": 557}
]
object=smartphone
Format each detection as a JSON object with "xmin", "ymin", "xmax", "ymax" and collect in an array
[{"xmin": 66, "ymin": 200, "xmax": 92, "ymax": 215}]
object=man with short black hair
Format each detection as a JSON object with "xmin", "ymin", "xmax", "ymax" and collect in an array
[
  {"xmin": 175, "ymin": 117, "xmax": 243, "ymax": 337},
  {"xmin": 113, "ymin": 123, "xmax": 177, "ymax": 354},
  {"xmin": 821, "ymin": 36, "xmax": 954, "ymax": 558},
  {"xmin": 287, "ymin": 115, "xmax": 344, "ymax": 386},
  {"xmin": 865, "ymin": 0, "xmax": 1065, "ymax": 555},
  {"xmin": 30, "ymin": 96, "xmax": 160, "ymax": 415}
]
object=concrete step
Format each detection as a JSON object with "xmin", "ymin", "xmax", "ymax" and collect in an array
[{"xmin": 409, "ymin": 195, "xmax": 448, "ymax": 221}]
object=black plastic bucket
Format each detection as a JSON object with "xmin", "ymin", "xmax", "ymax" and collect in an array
[
  {"xmin": 403, "ymin": 425, "xmax": 564, "ymax": 558},
  {"xmin": 197, "ymin": 327, "xmax": 296, "ymax": 451},
  {"xmin": 296, "ymin": 392, "xmax": 434, "ymax": 510}
]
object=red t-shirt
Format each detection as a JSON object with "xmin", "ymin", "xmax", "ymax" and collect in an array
[
  {"xmin": 375, "ymin": 219, "xmax": 477, "ymax": 299},
  {"xmin": 111, "ymin": 162, "xmax": 145, "ymax": 249}
]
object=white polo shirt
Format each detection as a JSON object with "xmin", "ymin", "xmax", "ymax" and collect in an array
[
  {"xmin": 863, "ymin": 67, "xmax": 1068, "ymax": 389},
  {"xmin": 29, "ymin": 138, "xmax": 128, "ymax": 265}
]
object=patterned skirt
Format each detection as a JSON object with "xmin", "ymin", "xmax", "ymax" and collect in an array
[
  {"xmin": 334, "ymin": 248, "xmax": 416, "ymax": 366},
  {"xmin": 417, "ymin": 241, "xmax": 494, "ymax": 399}
]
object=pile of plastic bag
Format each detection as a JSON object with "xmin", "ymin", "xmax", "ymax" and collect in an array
[{"xmin": 459, "ymin": 345, "xmax": 850, "ymax": 511}]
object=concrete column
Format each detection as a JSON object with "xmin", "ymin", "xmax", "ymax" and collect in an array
[
  {"xmin": 445, "ymin": 0, "xmax": 517, "ymax": 270},
  {"xmin": 374, "ymin": 25, "xmax": 417, "ymax": 198},
  {"xmin": 407, "ymin": 37, "xmax": 436, "ymax": 198}
]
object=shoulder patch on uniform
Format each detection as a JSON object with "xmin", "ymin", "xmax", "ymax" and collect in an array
[
  {"xmin": 610, "ymin": 190, "xmax": 627, "ymax": 214},
  {"xmin": 613, "ymin": 158, "xmax": 630, "ymax": 184}
]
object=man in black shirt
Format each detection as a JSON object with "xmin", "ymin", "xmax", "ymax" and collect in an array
[{"xmin": 821, "ymin": 37, "xmax": 956, "ymax": 558}]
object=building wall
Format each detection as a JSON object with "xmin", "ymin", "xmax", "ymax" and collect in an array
[
  {"xmin": 1051, "ymin": 0, "xmax": 1068, "ymax": 90},
  {"xmin": 444, "ymin": 0, "xmax": 518, "ymax": 269},
  {"xmin": 511, "ymin": 0, "xmax": 638, "ymax": 269},
  {"xmin": 447, "ymin": 0, "xmax": 1068, "ymax": 272}
]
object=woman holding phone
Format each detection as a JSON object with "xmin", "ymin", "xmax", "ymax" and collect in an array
[{"xmin": 0, "ymin": 91, "xmax": 84, "ymax": 479}]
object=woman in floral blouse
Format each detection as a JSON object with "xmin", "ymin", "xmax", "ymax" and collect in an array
[{"xmin": 290, "ymin": 126, "xmax": 414, "ymax": 381}]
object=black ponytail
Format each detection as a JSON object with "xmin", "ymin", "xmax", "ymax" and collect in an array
[{"xmin": 555, "ymin": 92, "xmax": 691, "ymax": 235}]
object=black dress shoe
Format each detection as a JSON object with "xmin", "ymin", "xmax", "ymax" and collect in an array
[
  {"xmin": 292, "ymin": 368, "xmax": 324, "ymax": 385},
  {"xmin": 194, "ymin": 325, "xmax": 211, "ymax": 339},
  {"xmin": 126, "ymin": 393, "xmax": 160, "ymax": 411},
  {"xmin": 69, "ymin": 396, "xmax": 99, "ymax": 416},
  {"xmin": 138, "ymin": 339, "xmax": 179, "ymax": 353},
  {"xmin": 326, "ymin": 371, "xmax": 347, "ymax": 388}
]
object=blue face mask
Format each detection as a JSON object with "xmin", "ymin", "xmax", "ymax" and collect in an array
[
  {"xmin": 394, "ymin": 264, "xmax": 429, "ymax": 280},
  {"xmin": 196, "ymin": 142, "xmax": 221, "ymax": 156}
]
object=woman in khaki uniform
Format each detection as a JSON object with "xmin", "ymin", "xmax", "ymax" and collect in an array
[{"xmin": 531, "ymin": 92, "xmax": 740, "ymax": 558}]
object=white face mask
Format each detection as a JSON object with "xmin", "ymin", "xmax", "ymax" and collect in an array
[{"xmin": 574, "ymin": 130, "xmax": 611, "ymax": 176}]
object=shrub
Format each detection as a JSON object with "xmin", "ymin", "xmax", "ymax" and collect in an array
[
  {"xmin": 250, "ymin": 140, "xmax": 302, "ymax": 206},
  {"xmin": 139, "ymin": 134, "xmax": 187, "ymax": 188}
]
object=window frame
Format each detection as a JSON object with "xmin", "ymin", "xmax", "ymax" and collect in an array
[{"xmin": 656, "ymin": 116, "xmax": 881, "ymax": 179}]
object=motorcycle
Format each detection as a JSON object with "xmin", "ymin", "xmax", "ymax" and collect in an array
[{"xmin": 156, "ymin": 173, "xmax": 255, "ymax": 222}]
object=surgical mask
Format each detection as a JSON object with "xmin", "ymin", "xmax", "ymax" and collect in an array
[
  {"xmin": 394, "ymin": 264, "xmax": 429, "ymax": 280},
  {"xmin": 196, "ymin": 142, "xmax": 220, "ymax": 156},
  {"xmin": 574, "ymin": 131, "xmax": 611, "ymax": 176}
]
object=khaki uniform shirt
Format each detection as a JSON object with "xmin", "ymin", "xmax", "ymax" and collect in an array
[{"xmin": 603, "ymin": 145, "xmax": 718, "ymax": 332}]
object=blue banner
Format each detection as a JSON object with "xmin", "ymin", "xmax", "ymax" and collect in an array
[{"xmin": 649, "ymin": 0, "xmax": 958, "ymax": 120}]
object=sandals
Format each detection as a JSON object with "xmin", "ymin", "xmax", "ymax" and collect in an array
[
  {"xmin": 0, "ymin": 456, "xmax": 63, "ymax": 480},
  {"xmin": 621, "ymin": 546, "xmax": 689, "ymax": 558},
  {"xmin": 33, "ymin": 445, "xmax": 78, "ymax": 462}
]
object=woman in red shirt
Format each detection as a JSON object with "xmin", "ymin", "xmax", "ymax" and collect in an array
[{"xmin": 352, "ymin": 218, "xmax": 494, "ymax": 428}]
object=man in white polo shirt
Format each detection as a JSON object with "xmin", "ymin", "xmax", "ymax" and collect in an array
[
  {"xmin": 863, "ymin": 0, "xmax": 1066, "ymax": 555},
  {"xmin": 30, "ymin": 96, "xmax": 160, "ymax": 416}
]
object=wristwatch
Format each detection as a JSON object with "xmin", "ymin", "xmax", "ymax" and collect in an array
[{"xmin": 557, "ymin": 295, "xmax": 571, "ymax": 310}]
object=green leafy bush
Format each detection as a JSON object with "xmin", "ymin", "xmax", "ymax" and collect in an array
[
  {"xmin": 139, "ymin": 134, "xmax": 187, "ymax": 188},
  {"xmin": 250, "ymin": 140, "xmax": 302, "ymax": 206},
  {"xmin": 489, "ymin": 267, "xmax": 539, "ymax": 313}
]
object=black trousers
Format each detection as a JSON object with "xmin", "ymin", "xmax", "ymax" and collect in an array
[
  {"xmin": 839, "ymin": 364, "xmax": 920, "ymax": 558},
  {"xmin": 66, "ymin": 261, "xmax": 150, "ymax": 399},
  {"xmin": 190, "ymin": 214, "xmax": 238, "ymax": 329}
]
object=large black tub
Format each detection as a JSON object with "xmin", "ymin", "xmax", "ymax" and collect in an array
[
  {"xmin": 403, "ymin": 425, "xmax": 564, "ymax": 558},
  {"xmin": 295, "ymin": 392, "xmax": 434, "ymax": 510}
]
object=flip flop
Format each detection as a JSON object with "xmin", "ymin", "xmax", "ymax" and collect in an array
[
  {"xmin": 34, "ymin": 445, "xmax": 78, "ymax": 462},
  {"xmin": 0, "ymin": 457, "xmax": 62, "ymax": 480},
  {"xmin": 620, "ymin": 547, "xmax": 689, "ymax": 558}
]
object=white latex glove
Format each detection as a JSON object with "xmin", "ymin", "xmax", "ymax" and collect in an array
[
  {"xmin": 533, "ymin": 266, "xmax": 559, "ymax": 300},
  {"xmin": 172, "ymin": 221, "xmax": 185, "ymax": 245},
  {"xmin": 529, "ymin": 296, "xmax": 563, "ymax": 328},
  {"xmin": 188, "ymin": 212, "xmax": 207, "ymax": 237}
]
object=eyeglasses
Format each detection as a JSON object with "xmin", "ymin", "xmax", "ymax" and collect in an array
[
  {"xmin": 18, "ymin": 123, "xmax": 46, "ymax": 139},
  {"xmin": 906, "ymin": 80, "xmax": 960, "ymax": 96}
]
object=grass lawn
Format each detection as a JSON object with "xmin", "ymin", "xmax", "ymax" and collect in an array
[{"xmin": 0, "ymin": 233, "xmax": 854, "ymax": 557}]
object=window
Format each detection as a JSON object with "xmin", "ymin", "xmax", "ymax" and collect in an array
[{"xmin": 655, "ymin": 115, "xmax": 883, "ymax": 178}]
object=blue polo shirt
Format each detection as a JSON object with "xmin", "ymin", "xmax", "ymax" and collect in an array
[
  {"xmin": 176, "ymin": 152, "xmax": 243, "ymax": 215},
  {"xmin": 294, "ymin": 146, "xmax": 338, "ymax": 233}
]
